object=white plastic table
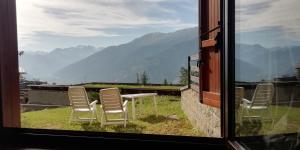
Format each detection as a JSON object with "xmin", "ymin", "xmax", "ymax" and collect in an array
[{"xmin": 121, "ymin": 93, "xmax": 158, "ymax": 120}]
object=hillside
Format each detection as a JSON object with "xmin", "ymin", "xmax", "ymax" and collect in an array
[{"xmin": 54, "ymin": 27, "xmax": 199, "ymax": 84}]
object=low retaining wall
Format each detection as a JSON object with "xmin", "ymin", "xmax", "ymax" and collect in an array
[
  {"xmin": 28, "ymin": 85, "xmax": 181, "ymax": 96},
  {"xmin": 28, "ymin": 90, "xmax": 69, "ymax": 105},
  {"xmin": 25, "ymin": 85, "xmax": 181, "ymax": 110},
  {"xmin": 181, "ymin": 87, "xmax": 220, "ymax": 137}
]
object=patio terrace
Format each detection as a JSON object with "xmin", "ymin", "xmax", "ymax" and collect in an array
[{"xmin": 22, "ymin": 95, "xmax": 205, "ymax": 136}]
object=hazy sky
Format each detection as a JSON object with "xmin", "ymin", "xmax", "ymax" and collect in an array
[
  {"xmin": 17, "ymin": 0, "xmax": 300, "ymax": 52},
  {"xmin": 236, "ymin": 0, "xmax": 300, "ymax": 48},
  {"xmin": 16, "ymin": 0, "xmax": 198, "ymax": 52}
]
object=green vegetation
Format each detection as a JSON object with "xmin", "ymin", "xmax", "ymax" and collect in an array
[
  {"xmin": 163, "ymin": 78, "xmax": 168, "ymax": 85},
  {"xmin": 21, "ymin": 96, "xmax": 205, "ymax": 137},
  {"xmin": 236, "ymin": 105, "xmax": 300, "ymax": 136},
  {"xmin": 179, "ymin": 67, "xmax": 188, "ymax": 85},
  {"xmin": 141, "ymin": 71, "xmax": 149, "ymax": 85}
]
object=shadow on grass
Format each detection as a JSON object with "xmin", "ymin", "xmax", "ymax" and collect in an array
[
  {"xmin": 237, "ymin": 119, "xmax": 263, "ymax": 136},
  {"xmin": 81, "ymin": 122, "xmax": 107, "ymax": 132},
  {"xmin": 139, "ymin": 115, "xmax": 166, "ymax": 124},
  {"xmin": 80, "ymin": 122, "xmax": 145, "ymax": 133},
  {"xmin": 111, "ymin": 123, "xmax": 145, "ymax": 133}
]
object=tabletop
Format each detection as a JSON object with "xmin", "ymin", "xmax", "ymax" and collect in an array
[{"xmin": 121, "ymin": 93, "xmax": 157, "ymax": 98}]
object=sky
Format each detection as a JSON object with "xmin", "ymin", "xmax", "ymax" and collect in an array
[
  {"xmin": 16, "ymin": 0, "xmax": 198, "ymax": 52},
  {"xmin": 17, "ymin": 0, "xmax": 300, "ymax": 52},
  {"xmin": 236, "ymin": 0, "xmax": 300, "ymax": 48}
]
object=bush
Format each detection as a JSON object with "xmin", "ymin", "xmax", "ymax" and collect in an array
[{"xmin": 87, "ymin": 92, "xmax": 99, "ymax": 102}]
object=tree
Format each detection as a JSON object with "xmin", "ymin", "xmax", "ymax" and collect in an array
[
  {"xmin": 141, "ymin": 71, "xmax": 149, "ymax": 85},
  {"xmin": 179, "ymin": 67, "xmax": 188, "ymax": 85},
  {"xmin": 136, "ymin": 73, "xmax": 140, "ymax": 84},
  {"xmin": 163, "ymin": 78, "xmax": 168, "ymax": 85}
]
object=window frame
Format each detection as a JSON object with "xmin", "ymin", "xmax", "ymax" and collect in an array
[
  {"xmin": 0, "ymin": 0, "xmax": 228, "ymax": 148},
  {"xmin": 4, "ymin": 0, "xmax": 297, "ymax": 149}
]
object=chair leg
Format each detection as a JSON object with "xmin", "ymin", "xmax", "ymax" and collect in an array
[
  {"xmin": 69, "ymin": 110, "xmax": 74, "ymax": 124},
  {"xmin": 267, "ymin": 108, "xmax": 274, "ymax": 128},
  {"xmin": 124, "ymin": 112, "xmax": 127, "ymax": 128},
  {"xmin": 245, "ymin": 108, "xmax": 253, "ymax": 123},
  {"xmin": 95, "ymin": 109, "xmax": 99, "ymax": 122},
  {"xmin": 240, "ymin": 107, "xmax": 244, "ymax": 126},
  {"xmin": 89, "ymin": 111, "xmax": 94, "ymax": 125},
  {"xmin": 239, "ymin": 108, "xmax": 243, "ymax": 126},
  {"xmin": 92, "ymin": 110, "xmax": 97, "ymax": 123},
  {"xmin": 101, "ymin": 110, "xmax": 104, "ymax": 128},
  {"xmin": 124, "ymin": 110, "xmax": 128, "ymax": 127}
]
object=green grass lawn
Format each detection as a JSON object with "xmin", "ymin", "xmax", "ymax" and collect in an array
[
  {"xmin": 21, "ymin": 96, "xmax": 205, "ymax": 137},
  {"xmin": 84, "ymin": 83, "xmax": 181, "ymax": 90},
  {"xmin": 236, "ymin": 105, "xmax": 300, "ymax": 136}
]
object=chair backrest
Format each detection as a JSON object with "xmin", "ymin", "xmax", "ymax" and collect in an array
[
  {"xmin": 235, "ymin": 87, "xmax": 244, "ymax": 110},
  {"xmin": 99, "ymin": 88, "xmax": 123, "ymax": 111},
  {"xmin": 68, "ymin": 86, "xmax": 90, "ymax": 110},
  {"xmin": 250, "ymin": 83, "xmax": 274, "ymax": 107}
]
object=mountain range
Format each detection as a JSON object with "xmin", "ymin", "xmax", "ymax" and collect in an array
[
  {"xmin": 19, "ymin": 27, "xmax": 300, "ymax": 84},
  {"xmin": 235, "ymin": 44, "xmax": 300, "ymax": 82},
  {"xmin": 19, "ymin": 45, "xmax": 102, "ymax": 81},
  {"xmin": 53, "ymin": 27, "xmax": 199, "ymax": 84}
]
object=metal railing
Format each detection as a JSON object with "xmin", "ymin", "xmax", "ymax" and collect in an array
[{"xmin": 188, "ymin": 53, "xmax": 200, "ymax": 92}]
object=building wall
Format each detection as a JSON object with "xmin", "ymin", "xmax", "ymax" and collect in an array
[{"xmin": 181, "ymin": 88, "xmax": 221, "ymax": 137}]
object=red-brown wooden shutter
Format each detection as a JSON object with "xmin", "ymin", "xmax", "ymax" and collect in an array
[{"xmin": 199, "ymin": 0, "xmax": 221, "ymax": 108}]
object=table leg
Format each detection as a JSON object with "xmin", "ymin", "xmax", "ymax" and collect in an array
[
  {"xmin": 132, "ymin": 98, "xmax": 136, "ymax": 120},
  {"xmin": 153, "ymin": 95, "xmax": 158, "ymax": 117}
]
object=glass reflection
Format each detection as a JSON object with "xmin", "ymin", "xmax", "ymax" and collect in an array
[{"xmin": 235, "ymin": 0, "xmax": 300, "ymax": 137}]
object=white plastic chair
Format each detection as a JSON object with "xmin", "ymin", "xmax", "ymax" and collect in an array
[
  {"xmin": 99, "ymin": 88, "xmax": 128, "ymax": 127},
  {"xmin": 68, "ymin": 86, "xmax": 98, "ymax": 124},
  {"xmin": 241, "ymin": 83, "xmax": 274, "ymax": 124}
]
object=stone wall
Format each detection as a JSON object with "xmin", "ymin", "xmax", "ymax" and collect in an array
[
  {"xmin": 28, "ymin": 90, "xmax": 69, "ymax": 106},
  {"xmin": 181, "ymin": 87, "xmax": 221, "ymax": 137}
]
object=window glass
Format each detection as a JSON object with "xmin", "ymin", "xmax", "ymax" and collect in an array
[
  {"xmin": 235, "ymin": 0, "xmax": 300, "ymax": 139},
  {"xmin": 15, "ymin": 0, "xmax": 222, "ymax": 138}
]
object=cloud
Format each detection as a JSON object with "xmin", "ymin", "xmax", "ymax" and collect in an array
[
  {"xmin": 16, "ymin": 0, "xmax": 197, "ymax": 51},
  {"xmin": 236, "ymin": 0, "xmax": 300, "ymax": 47},
  {"xmin": 236, "ymin": 0, "xmax": 300, "ymax": 45},
  {"xmin": 16, "ymin": 1, "xmax": 196, "ymax": 37}
]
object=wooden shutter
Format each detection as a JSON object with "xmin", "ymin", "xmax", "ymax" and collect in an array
[{"xmin": 199, "ymin": 0, "xmax": 221, "ymax": 108}]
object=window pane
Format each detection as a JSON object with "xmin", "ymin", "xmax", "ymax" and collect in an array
[
  {"xmin": 235, "ymin": 0, "xmax": 300, "ymax": 141},
  {"xmin": 14, "ymin": 0, "xmax": 223, "ymax": 138}
]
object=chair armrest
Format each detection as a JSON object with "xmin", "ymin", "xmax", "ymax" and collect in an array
[
  {"xmin": 242, "ymin": 98, "xmax": 251, "ymax": 103},
  {"xmin": 90, "ymin": 100, "xmax": 98, "ymax": 106},
  {"xmin": 123, "ymin": 100, "xmax": 128, "ymax": 111},
  {"xmin": 123, "ymin": 100, "xmax": 128, "ymax": 107},
  {"xmin": 242, "ymin": 98, "xmax": 251, "ymax": 107}
]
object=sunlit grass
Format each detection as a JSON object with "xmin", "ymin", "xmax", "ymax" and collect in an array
[{"xmin": 21, "ymin": 96, "xmax": 205, "ymax": 137}]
